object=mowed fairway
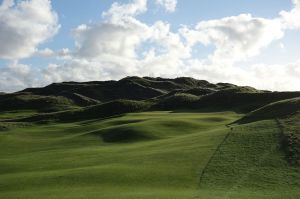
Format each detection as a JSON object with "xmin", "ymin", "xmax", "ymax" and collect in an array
[{"xmin": 0, "ymin": 111, "xmax": 299, "ymax": 199}]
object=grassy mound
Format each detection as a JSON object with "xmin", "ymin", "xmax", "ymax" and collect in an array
[
  {"xmin": 74, "ymin": 100, "xmax": 153, "ymax": 121},
  {"xmin": 22, "ymin": 82, "xmax": 91, "ymax": 95},
  {"xmin": 0, "ymin": 94, "xmax": 76, "ymax": 112},
  {"xmin": 20, "ymin": 77, "xmax": 225, "ymax": 104},
  {"xmin": 238, "ymin": 97, "xmax": 300, "ymax": 123},
  {"xmin": 95, "ymin": 125, "xmax": 155, "ymax": 143},
  {"xmin": 122, "ymin": 76, "xmax": 187, "ymax": 92},
  {"xmin": 279, "ymin": 113, "xmax": 300, "ymax": 165},
  {"xmin": 20, "ymin": 100, "xmax": 153, "ymax": 122},
  {"xmin": 154, "ymin": 93, "xmax": 200, "ymax": 110},
  {"xmin": 23, "ymin": 78, "xmax": 166, "ymax": 103},
  {"xmin": 183, "ymin": 88, "xmax": 216, "ymax": 96},
  {"xmin": 195, "ymin": 91, "xmax": 300, "ymax": 112},
  {"xmin": 64, "ymin": 79, "xmax": 166, "ymax": 102},
  {"xmin": 60, "ymin": 92, "xmax": 100, "ymax": 106}
]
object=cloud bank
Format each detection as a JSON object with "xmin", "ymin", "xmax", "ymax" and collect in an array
[
  {"xmin": 0, "ymin": 0, "xmax": 59, "ymax": 60},
  {"xmin": 1, "ymin": 0, "xmax": 300, "ymax": 92}
]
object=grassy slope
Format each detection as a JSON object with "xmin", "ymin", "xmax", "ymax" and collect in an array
[
  {"xmin": 238, "ymin": 97, "xmax": 300, "ymax": 123},
  {"xmin": 198, "ymin": 120, "xmax": 300, "ymax": 199},
  {"xmin": 279, "ymin": 113, "xmax": 300, "ymax": 165},
  {"xmin": 0, "ymin": 110, "xmax": 38, "ymax": 120},
  {"xmin": 0, "ymin": 111, "xmax": 299, "ymax": 198}
]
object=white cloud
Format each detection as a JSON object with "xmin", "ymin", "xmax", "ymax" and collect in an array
[
  {"xmin": 36, "ymin": 48, "xmax": 71, "ymax": 59},
  {"xmin": 156, "ymin": 0, "xmax": 177, "ymax": 12},
  {"xmin": 71, "ymin": 0, "xmax": 187, "ymax": 71},
  {"xmin": 73, "ymin": 23, "xmax": 151, "ymax": 60},
  {"xmin": 0, "ymin": 0, "xmax": 59, "ymax": 60},
  {"xmin": 0, "ymin": 62, "xmax": 35, "ymax": 92},
  {"xmin": 244, "ymin": 63, "xmax": 300, "ymax": 91},
  {"xmin": 42, "ymin": 58, "xmax": 141, "ymax": 84},
  {"xmin": 184, "ymin": 60, "xmax": 300, "ymax": 91},
  {"xmin": 102, "ymin": 0, "xmax": 147, "ymax": 24},
  {"xmin": 180, "ymin": 14, "xmax": 284, "ymax": 65},
  {"xmin": 2, "ymin": 0, "xmax": 300, "ymax": 92},
  {"xmin": 36, "ymin": 48, "xmax": 55, "ymax": 57},
  {"xmin": 73, "ymin": 0, "xmax": 155, "ymax": 62},
  {"xmin": 29, "ymin": 0, "xmax": 300, "ymax": 92},
  {"xmin": 280, "ymin": 0, "xmax": 300, "ymax": 29}
]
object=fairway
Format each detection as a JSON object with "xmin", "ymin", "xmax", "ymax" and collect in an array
[{"xmin": 0, "ymin": 111, "xmax": 299, "ymax": 199}]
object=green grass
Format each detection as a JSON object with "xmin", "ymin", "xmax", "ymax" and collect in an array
[
  {"xmin": 199, "ymin": 120, "xmax": 300, "ymax": 198},
  {"xmin": 239, "ymin": 97, "xmax": 300, "ymax": 123},
  {"xmin": 0, "ymin": 94, "xmax": 77, "ymax": 112},
  {"xmin": 0, "ymin": 110, "xmax": 38, "ymax": 120},
  {"xmin": 279, "ymin": 113, "xmax": 300, "ymax": 165},
  {"xmin": 18, "ymin": 99, "xmax": 152, "ymax": 123},
  {"xmin": 0, "ymin": 111, "xmax": 299, "ymax": 198}
]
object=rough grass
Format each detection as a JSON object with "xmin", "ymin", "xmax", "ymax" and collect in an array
[
  {"xmin": 238, "ymin": 97, "xmax": 300, "ymax": 123},
  {"xmin": 278, "ymin": 113, "xmax": 300, "ymax": 165},
  {"xmin": 154, "ymin": 93, "xmax": 200, "ymax": 110},
  {"xmin": 0, "ymin": 94, "xmax": 77, "ymax": 112},
  {"xmin": 0, "ymin": 110, "xmax": 38, "ymax": 120},
  {"xmin": 199, "ymin": 120, "xmax": 300, "ymax": 193},
  {"xmin": 195, "ymin": 91, "xmax": 300, "ymax": 113},
  {"xmin": 17, "ymin": 99, "xmax": 153, "ymax": 122}
]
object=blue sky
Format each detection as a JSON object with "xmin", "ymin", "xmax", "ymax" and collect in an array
[{"xmin": 1, "ymin": 0, "xmax": 300, "ymax": 92}]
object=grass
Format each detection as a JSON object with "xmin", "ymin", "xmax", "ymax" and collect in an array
[
  {"xmin": 18, "ymin": 99, "xmax": 153, "ymax": 123},
  {"xmin": 279, "ymin": 113, "xmax": 300, "ymax": 165},
  {"xmin": 154, "ymin": 93, "xmax": 200, "ymax": 110},
  {"xmin": 0, "ymin": 94, "xmax": 77, "ymax": 112},
  {"xmin": 199, "ymin": 120, "xmax": 300, "ymax": 198},
  {"xmin": 0, "ymin": 110, "xmax": 38, "ymax": 120},
  {"xmin": 0, "ymin": 111, "xmax": 299, "ymax": 198},
  {"xmin": 238, "ymin": 97, "xmax": 300, "ymax": 123}
]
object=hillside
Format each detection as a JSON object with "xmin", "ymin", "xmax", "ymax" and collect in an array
[
  {"xmin": 237, "ymin": 97, "xmax": 300, "ymax": 123},
  {"xmin": 2, "ymin": 76, "xmax": 300, "ymax": 116},
  {"xmin": 0, "ymin": 77, "xmax": 300, "ymax": 199}
]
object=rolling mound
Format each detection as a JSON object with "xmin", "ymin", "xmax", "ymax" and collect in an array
[
  {"xmin": 15, "ymin": 77, "xmax": 236, "ymax": 107},
  {"xmin": 0, "ymin": 93, "xmax": 76, "ymax": 112},
  {"xmin": 183, "ymin": 87, "xmax": 216, "ymax": 96},
  {"xmin": 19, "ymin": 99, "xmax": 152, "ymax": 122},
  {"xmin": 60, "ymin": 92, "xmax": 100, "ymax": 106},
  {"xmin": 195, "ymin": 90, "xmax": 300, "ymax": 112},
  {"xmin": 94, "ymin": 125, "xmax": 156, "ymax": 143},
  {"xmin": 154, "ymin": 93, "xmax": 200, "ymax": 110},
  {"xmin": 238, "ymin": 97, "xmax": 300, "ymax": 123}
]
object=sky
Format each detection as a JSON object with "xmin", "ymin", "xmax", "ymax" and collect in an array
[{"xmin": 1, "ymin": 0, "xmax": 300, "ymax": 92}]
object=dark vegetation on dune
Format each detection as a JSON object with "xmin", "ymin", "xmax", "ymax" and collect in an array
[
  {"xmin": 153, "ymin": 93, "xmax": 200, "ymax": 110},
  {"xmin": 17, "ymin": 99, "xmax": 152, "ymax": 123},
  {"xmin": 2, "ymin": 76, "xmax": 299, "ymax": 115},
  {"xmin": 237, "ymin": 97, "xmax": 300, "ymax": 123},
  {"xmin": 1, "ymin": 76, "xmax": 300, "ymax": 123},
  {"xmin": 0, "ymin": 93, "xmax": 76, "ymax": 112}
]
